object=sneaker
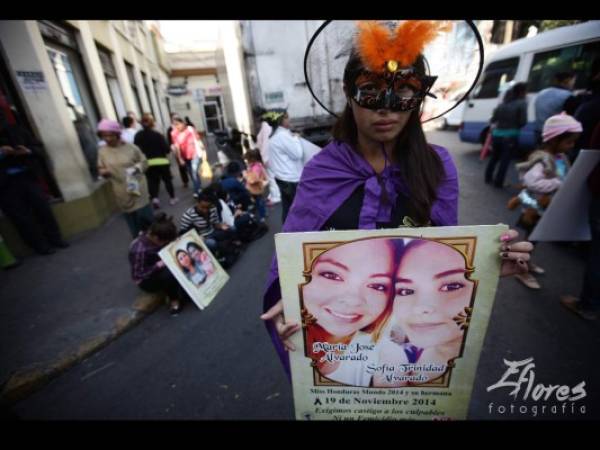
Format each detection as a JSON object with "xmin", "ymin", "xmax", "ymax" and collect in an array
[
  {"xmin": 152, "ymin": 198, "xmax": 161, "ymax": 209},
  {"xmin": 560, "ymin": 295, "xmax": 597, "ymax": 321},
  {"xmin": 528, "ymin": 262, "xmax": 545, "ymax": 275},
  {"xmin": 514, "ymin": 272, "xmax": 541, "ymax": 289},
  {"xmin": 169, "ymin": 197, "xmax": 180, "ymax": 206},
  {"xmin": 169, "ymin": 299, "xmax": 182, "ymax": 315}
]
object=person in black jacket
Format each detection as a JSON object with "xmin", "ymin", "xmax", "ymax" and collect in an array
[
  {"xmin": 134, "ymin": 113, "xmax": 178, "ymax": 208},
  {"xmin": 0, "ymin": 117, "xmax": 68, "ymax": 255},
  {"xmin": 485, "ymin": 82, "xmax": 528, "ymax": 188}
]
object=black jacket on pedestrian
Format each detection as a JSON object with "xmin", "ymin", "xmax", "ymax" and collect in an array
[
  {"xmin": 0, "ymin": 123, "xmax": 42, "ymax": 189},
  {"xmin": 134, "ymin": 128, "xmax": 171, "ymax": 160},
  {"xmin": 491, "ymin": 99, "xmax": 528, "ymax": 130}
]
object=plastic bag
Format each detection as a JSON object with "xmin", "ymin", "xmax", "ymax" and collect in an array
[{"xmin": 125, "ymin": 167, "xmax": 141, "ymax": 196}]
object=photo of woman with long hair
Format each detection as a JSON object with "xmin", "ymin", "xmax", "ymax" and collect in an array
[
  {"xmin": 175, "ymin": 249, "xmax": 207, "ymax": 287},
  {"xmin": 187, "ymin": 242, "xmax": 216, "ymax": 277},
  {"xmin": 373, "ymin": 238, "xmax": 475, "ymax": 387},
  {"xmin": 300, "ymin": 238, "xmax": 395, "ymax": 386}
]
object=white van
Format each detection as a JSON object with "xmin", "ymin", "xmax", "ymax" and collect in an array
[{"xmin": 459, "ymin": 21, "xmax": 600, "ymax": 149}]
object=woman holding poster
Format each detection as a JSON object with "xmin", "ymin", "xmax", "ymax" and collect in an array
[{"xmin": 261, "ymin": 21, "xmax": 534, "ymax": 377}]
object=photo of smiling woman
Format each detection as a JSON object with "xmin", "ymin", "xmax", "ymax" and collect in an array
[
  {"xmin": 175, "ymin": 249, "xmax": 207, "ymax": 287},
  {"xmin": 373, "ymin": 238, "xmax": 475, "ymax": 387},
  {"xmin": 187, "ymin": 242, "xmax": 216, "ymax": 277},
  {"xmin": 301, "ymin": 238, "xmax": 396, "ymax": 386}
]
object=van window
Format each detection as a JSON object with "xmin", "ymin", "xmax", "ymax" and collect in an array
[
  {"xmin": 528, "ymin": 41, "xmax": 600, "ymax": 92},
  {"xmin": 473, "ymin": 58, "xmax": 519, "ymax": 99}
]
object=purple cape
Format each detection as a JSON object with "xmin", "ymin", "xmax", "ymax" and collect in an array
[{"xmin": 263, "ymin": 140, "xmax": 459, "ymax": 376}]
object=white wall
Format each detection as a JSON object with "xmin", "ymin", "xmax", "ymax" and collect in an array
[
  {"xmin": 218, "ymin": 21, "xmax": 253, "ymax": 134},
  {"xmin": 245, "ymin": 20, "xmax": 328, "ymax": 119}
]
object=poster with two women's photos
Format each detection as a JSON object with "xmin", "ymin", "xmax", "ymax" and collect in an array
[
  {"xmin": 276, "ymin": 224, "xmax": 508, "ymax": 421},
  {"xmin": 159, "ymin": 229, "xmax": 229, "ymax": 310}
]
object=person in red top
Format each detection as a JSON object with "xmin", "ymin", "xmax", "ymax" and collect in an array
[{"xmin": 171, "ymin": 116, "xmax": 203, "ymax": 193}]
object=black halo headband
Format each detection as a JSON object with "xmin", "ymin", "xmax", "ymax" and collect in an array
[{"xmin": 303, "ymin": 20, "xmax": 485, "ymax": 122}]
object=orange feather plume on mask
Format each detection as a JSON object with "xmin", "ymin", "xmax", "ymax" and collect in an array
[{"xmin": 356, "ymin": 20, "xmax": 453, "ymax": 72}]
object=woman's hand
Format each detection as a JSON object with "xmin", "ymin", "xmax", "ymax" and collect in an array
[
  {"xmin": 499, "ymin": 229, "xmax": 534, "ymax": 277},
  {"xmin": 260, "ymin": 299, "xmax": 301, "ymax": 351},
  {"xmin": 98, "ymin": 167, "xmax": 111, "ymax": 177}
]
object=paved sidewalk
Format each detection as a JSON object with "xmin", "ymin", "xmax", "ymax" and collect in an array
[{"xmin": 0, "ymin": 171, "xmax": 196, "ymax": 406}]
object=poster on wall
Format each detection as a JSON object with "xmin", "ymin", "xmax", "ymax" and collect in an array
[
  {"xmin": 276, "ymin": 224, "xmax": 507, "ymax": 420},
  {"xmin": 16, "ymin": 71, "xmax": 47, "ymax": 91},
  {"xmin": 159, "ymin": 229, "xmax": 229, "ymax": 310}
]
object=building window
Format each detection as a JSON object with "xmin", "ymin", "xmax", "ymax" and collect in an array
[
  {"xmin": 528, "ymin": 41, "xmax": 600, "ymax": 93},
  {"xmin": 97, "ymin": 46, "xmax": 126, "ymax": 119},
  {"xmin": 125, "ymin": 62, "xmax": 142, "ymax": 118},
  {"xmin": 152, "ymin": 79, "xmax": 165, "ymax": 126},
  {"xmin": 41, "ymin": 21, "xmax": 100, "ymax": 178},
  {"xmin": 140, "ymin": 70, "xmax": 155, "ymax": 117}
]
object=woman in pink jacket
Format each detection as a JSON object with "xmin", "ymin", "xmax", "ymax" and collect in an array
[{"xmin": 171, "ymin": 116, "xmax": 203, "ymax": 193}]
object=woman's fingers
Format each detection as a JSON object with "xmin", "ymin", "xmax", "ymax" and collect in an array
[
  {"xmin": 500, "ymin": 241, "xmax": 534, "ymax": 253},
  {"xmin": 260, "ymin": 300, "xmax": 283, "ymax": 321},
  {"xmin": 282, "ymin": 338, "xmax": 296, "ymax": 352},
  {"xmin": 500, "ymin": 229, "xmax": 520, "ymax": 243},
  {"xmin": 279, "ymin": 322, "xmax": 301, "ymax": 340},
  {"xmin": 499, "ymin": 251, "xmax": 531, "ymax": 262}
]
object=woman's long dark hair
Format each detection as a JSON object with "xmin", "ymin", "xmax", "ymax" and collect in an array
[{"xmin": 332, "ymin": 53, "xmax": 445, "ymax": 225}]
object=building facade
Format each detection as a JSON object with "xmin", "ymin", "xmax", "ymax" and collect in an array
[{"xmin": 0, "ymin": 20, "xmax": 171, "ymax": 255}]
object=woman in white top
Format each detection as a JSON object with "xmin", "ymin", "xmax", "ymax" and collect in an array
[
  {"xmin": 256, "ymin": 116, "xmax": 282, "ymax": 205},
  {"xmin": 264, "ymin": 111, "xmax": 305, "ymax": 223}
]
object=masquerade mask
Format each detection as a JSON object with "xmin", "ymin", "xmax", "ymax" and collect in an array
[{"xmin": 348, "ymin": 67, "xmax": 437, "ymax": 112}]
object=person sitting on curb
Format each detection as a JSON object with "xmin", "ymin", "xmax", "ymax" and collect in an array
[
  {"xmin": 129, "ymin": 212, "xmax": 187, "ymax": 315},
  {"xmin": 179, "ymin": 192, "xmax": 242, "ymax": 268},
  {"xmin": 220, "ymin": 161, "xmax": 253, "ymax": 212}
]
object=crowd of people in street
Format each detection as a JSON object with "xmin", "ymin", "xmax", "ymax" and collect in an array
[
  {"xmin": 98, "ymin": 112, "xmax": 275, "ymax": 314},
  {"xmin": 482, "ymin": 60, "xmax": 600, "ymax": 320}
]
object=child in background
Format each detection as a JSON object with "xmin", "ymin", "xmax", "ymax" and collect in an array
[
  {"xmin": 507, "ymin": 113, "xmax": 582, "ymax": 289},
  {"xmin": 243, "ymin": 149, "xmax": 269, "ymax": 222}
]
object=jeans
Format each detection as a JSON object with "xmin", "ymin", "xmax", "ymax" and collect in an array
[
  {"xmin": 123, "ymin": 204, "xmax": 154, "ymax": 238},
  {"xmin": 580, "ymin": 196, "xmax": 600, "ymax": 311},
  {"xmin": 185, "ymin": 157, "xmax": 201, "ymax": 194},
  {"xmin": 253, "ymin": 194, "xmax": 266, "ymax": 220},
  {"xmin": 275, "ymin": 178, "xmax": 298, "ymax": 224},
  {"xmin": 485, "ymin": 136, "xmax": 518, "ymax": 187}
]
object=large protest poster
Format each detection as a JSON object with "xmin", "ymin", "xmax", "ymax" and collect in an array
[
  {"xmin": 159, "ymin": 229, "xmax": 229, "ymax": 310},
  {"xmin": 276, "ymin": 224, "xmax": 507, "ymax": 420}
]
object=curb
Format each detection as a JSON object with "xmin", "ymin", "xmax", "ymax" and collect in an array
[{"xmin": 0, "ymin": 292, "xmax": 164, "ymax": 407}]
